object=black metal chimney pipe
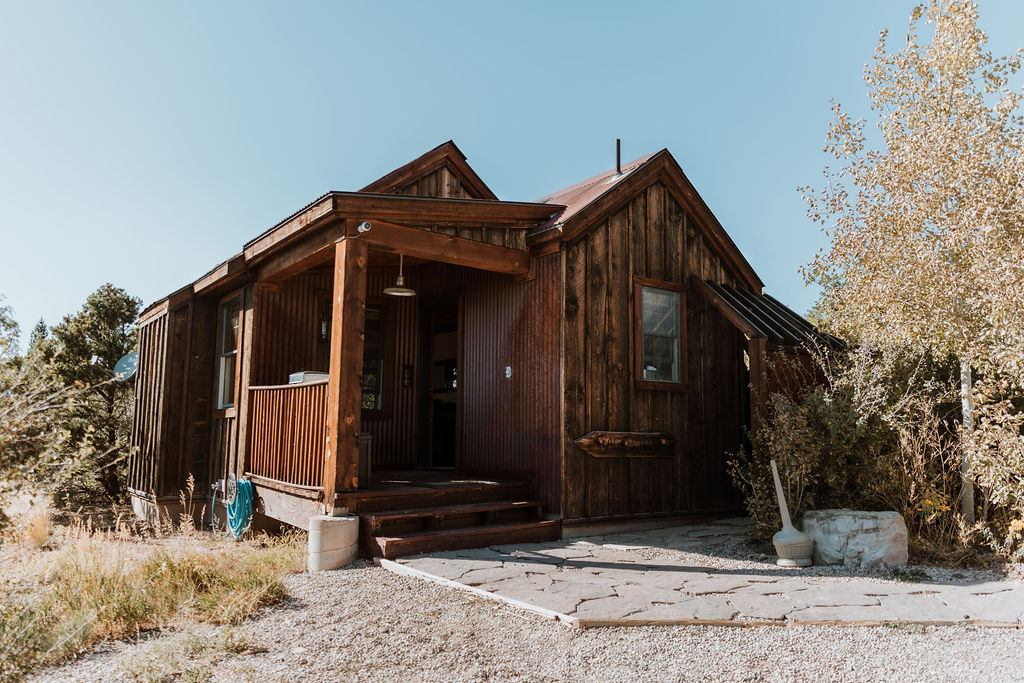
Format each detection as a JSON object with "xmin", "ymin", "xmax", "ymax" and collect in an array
[{"xmin": 616, "ymin": 138, "xmax": 621, "ymax": 175}]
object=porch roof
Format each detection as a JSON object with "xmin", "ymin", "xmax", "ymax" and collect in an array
[
  {"xmin": 140, "ymin": 190, "xmax": 563, "ymax": 318},
  {"xmin": 690, "ymin": 275, "xmax": 844, "ymax": 350}
]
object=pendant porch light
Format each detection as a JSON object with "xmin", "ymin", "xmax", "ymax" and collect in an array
[{"xmin": 383, "ymin": 253, "xmax": 416, "ymax": 297}]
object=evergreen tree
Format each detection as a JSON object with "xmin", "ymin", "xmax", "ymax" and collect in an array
[{"xmin": 51, "ymin": 284, "xmax": 141, "ymax": 501}]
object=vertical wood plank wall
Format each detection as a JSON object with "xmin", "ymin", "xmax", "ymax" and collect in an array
[
  {"xmin": 129, "ymin": 295, "xmax": 216, "ymax": 499},
  {"xmin": 562, "ymin": 180, "xmax": 748, "ymax": 522},
  {"xmin": 209, "ymin": 286, "xmax": 253, "ymax": 488},
  {"xmin": 458, "ymin": 255, "xmax": 563, "ymax": 513},
  {"xmin": 128, "ymin": 311, "xmax": 168, "ymax": 496},
  {"xmin": 246, "ymin": 268, "xmax": 421, "ymax": 470},
  {"xmin": 396, "ymin": 165, "xmax": 475, "ymax": 200}
]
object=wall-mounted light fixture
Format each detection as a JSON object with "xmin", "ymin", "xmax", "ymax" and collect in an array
[{"xmin": 319, "ymin": 312, "xmax": 329, "ymax": 343}]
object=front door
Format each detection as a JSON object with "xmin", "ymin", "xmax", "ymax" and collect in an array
[{"xmin": 423, "ymin": 297, "xmax": 459, "ymax": 469}]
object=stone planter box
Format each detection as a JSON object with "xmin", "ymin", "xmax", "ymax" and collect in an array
[{"xmin": 802, "ymin": 509, "xmax": 908, "ymax": 570}]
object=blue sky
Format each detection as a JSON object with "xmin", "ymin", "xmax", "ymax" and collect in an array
[{"xmin": 2, "ymin": 1, "xmax": 1022, "ymax": 336}]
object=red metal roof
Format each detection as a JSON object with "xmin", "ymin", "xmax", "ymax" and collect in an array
[{"xmin": 532, "ymin": 151, "xmax": 660, "ymax": 231}]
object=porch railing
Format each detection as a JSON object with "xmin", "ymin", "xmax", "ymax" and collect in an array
[{"xmin": 247, "ymin": 381, "xmax": 328, "ymax": 490}]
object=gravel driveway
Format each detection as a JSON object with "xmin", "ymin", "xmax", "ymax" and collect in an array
[{"xmin": 32, "ymin": 559, "xmax": 1024, "ymax": 682}]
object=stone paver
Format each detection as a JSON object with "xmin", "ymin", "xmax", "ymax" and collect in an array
[{"xmin": 390, "ymin": 520, "xmax": 1024, "ymax": 627}]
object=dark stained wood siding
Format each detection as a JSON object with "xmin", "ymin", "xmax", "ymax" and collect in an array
[
  {"xmin": 362, "ymin": 269, "xmax": 420, "ymax": 468},
  {"xmin": 411, "ymin": 224, "xmax": 527, "ymax": 250},
  {"xmin": 396, "ymin": 164, "xmax": 476, "ymax": 200},
  {"xmin": 129, "ymin": 295, "xmax": 216, "ymax": 499},
  {"xmin": 248, "ymin": 268, "xmax": 420, "ymax": 470},
  {"xmin": 129, "ymin": 310, "xmax": 168, "ymax": 496},
  {"xmin": 459, "ymin": 254, "xmax": 562, "ymax": 513},
  {"xmin": 252, "ymin": 272, "xmax": 333, "ymax": 386},
  {"xmin": 562, "ymin": 181, "xmax": 747, "ymax": 522},
  {"xmin": 209, "ymin": 285, "xmax": 254, "ymax": 487}
]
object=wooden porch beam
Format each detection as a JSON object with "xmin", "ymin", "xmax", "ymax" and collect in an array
[
  {"xmin": 256, "ymin": 218, "xmax": 531, "ymax": 284},
  {"xmin": 351, "ymin": 220, "xmax": 529, "ymax": 275},
  {"xmin": 244, "ymin": 193, "xmax": 559, "ymax": 265},
  {"xmin": 324, "ymin": 237, "xmax": 367, "ymax": 508}
]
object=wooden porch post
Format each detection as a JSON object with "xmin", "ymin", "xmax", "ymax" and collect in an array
[
  {"xmin": 748, "ymin": 336, "xmax": 769, "ymax": 438},
  {"xmin": 324, "ymin": 236, "xmax": 367, "ymax": 512}
]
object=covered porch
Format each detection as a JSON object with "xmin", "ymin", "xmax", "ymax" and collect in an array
[{"xmin": 228, "ymin": 195, "xmax": 563, "ymax": 555}]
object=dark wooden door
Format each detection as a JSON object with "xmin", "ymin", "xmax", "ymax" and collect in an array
[{"xmin": 421, "ymin": 297, "xmax": 459, "ymax": 469}]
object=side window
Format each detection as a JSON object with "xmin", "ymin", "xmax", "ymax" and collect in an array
[
  {"xmin": 635, "ymin": 279, "xmax": 685, "ymax": 390},
  {"xmin": 360, "ymin": 306, "xmax": 386, "ymax": 410},
  {"xmin": 217, "ymin": 297, "xmax": 241, "ymax": 409}
]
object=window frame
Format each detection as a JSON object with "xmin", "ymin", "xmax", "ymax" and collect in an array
[
  {"xmin": 214, "ymin": 293, "xmax": 243, "ymax": 415},
  {"xmin": 633, "ymin": 276, "xmax": 687, "ymax": 392}
]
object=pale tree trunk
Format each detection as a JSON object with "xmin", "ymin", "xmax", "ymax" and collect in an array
[{"xmin": 960, "ymin": 359, "xmax": 975, "ymax": 524}]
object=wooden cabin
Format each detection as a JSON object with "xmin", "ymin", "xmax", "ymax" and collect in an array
[{"xmin": 128, "ymin": 141, "xmax": 828, "ymax": 558}]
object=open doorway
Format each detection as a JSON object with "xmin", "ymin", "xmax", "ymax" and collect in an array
[{"xmin": 422, "ymin": 297, "xmax": 459, "ymax": 469}]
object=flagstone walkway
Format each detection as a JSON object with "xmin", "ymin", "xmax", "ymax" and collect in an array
[{"xmin": 379, "ymin": 519, "xmax": 1024, "ymax": 628}]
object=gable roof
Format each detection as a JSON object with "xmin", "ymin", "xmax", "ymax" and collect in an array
[
  {"xmin": 533, "ymin": 151, "xmax": 659, "ymax": 229},
  {"xmin": 532, "ymin": 149, "xmax": 764, "ymax": 291},
  {"xmin": 359, "ymin": 140, "xmax": 498, "ymax": 200}
]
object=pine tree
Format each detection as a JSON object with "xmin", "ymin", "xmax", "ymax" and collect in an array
[{"xmin": 51, "ymin": 284, "xmax": 141, "ymax": 501}]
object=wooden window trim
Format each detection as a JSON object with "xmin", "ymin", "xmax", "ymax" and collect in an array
[
  {"xmin": 633, "ymin": 276, "xmax": 687, "ymax": 393},
  {"xmin": 215, "ymin": 290, "xmax": 244, "ymax": 412}
]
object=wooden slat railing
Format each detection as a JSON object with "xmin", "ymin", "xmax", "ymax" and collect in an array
[{"xmin": 247, "ymin": 381, "xmax": 328, "ymax": 490}]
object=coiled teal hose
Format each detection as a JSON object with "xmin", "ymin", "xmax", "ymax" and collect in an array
[{"xmin": 226, "ymin": 478, "xmax": 254, "ymax": 539}]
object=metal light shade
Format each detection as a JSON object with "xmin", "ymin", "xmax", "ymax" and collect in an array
[{"xmin": 383, "ymin": 254, "xmax": 416, "ymax": 297}]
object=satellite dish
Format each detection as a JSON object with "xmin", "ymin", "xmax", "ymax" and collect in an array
[{"xmin": 113, "ymin": 351, "xmax": 138, "ymax": 381}]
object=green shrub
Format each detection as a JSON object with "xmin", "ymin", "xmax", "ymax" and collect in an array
[{"xmin": 730, "ymin": 346, "xmax": 966, "ymax": 546}]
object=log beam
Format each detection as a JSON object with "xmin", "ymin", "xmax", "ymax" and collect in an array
[
  {"xmin": 324, "ymin": 236, "xmax": 367, "ymax": 509},
  {"xmin": 353, "ymin": 220, "xmax": 528, "ymax": 274}
]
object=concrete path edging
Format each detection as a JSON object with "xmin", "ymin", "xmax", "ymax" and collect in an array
[
  {"xmin": 375, "ymin": 520, "xmax": 1024, "ymax": 629},
  {"xmin": 379, "ymin": 558, "xmax": 1023, "ymax": 630}
]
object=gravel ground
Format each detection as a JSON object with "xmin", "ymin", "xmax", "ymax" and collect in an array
[{"xmin": 32, "ymin": 559, "xmax": 1024, "ymax": 683}]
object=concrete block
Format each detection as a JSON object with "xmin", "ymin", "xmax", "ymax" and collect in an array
[
  {"xmin": 308, "ymin": 545, "xmax": 358, "ymax": 572},
  {"xmin": 307, "ymin": 515, "xmax": 359, "ymax": 571},
  {"xmin": 802, "ymin": 509, "xmax": 908, "ymax": 570}
]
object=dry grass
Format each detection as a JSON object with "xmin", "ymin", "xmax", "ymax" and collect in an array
[
  {"xmin": 0, "ymin": 520, "xmax": 305, "ymax": 683},
  {"xmin": 119, "ymin": 627, "xmax": 257, "ymax": 682},
  {"xmin": 23, "ymin": 507, "xmax": 50, "ymax": 549}
]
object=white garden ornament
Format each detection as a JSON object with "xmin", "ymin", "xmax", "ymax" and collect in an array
[{"xmin": 770, "ymin": 459, "xmax": 814, "ymax": 567}]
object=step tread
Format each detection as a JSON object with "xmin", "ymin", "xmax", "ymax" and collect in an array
[
  {"xmin": 376, "ymin": 519, "xmax": 559, "ymax": 542},
  {"xmin": 345, "ymin": 482, "xmax": 531, "ymax": 513},
  {"xmin": 372, "ymin": 520, "xmax": 561, "ymax": 559},
  {"xmin": 365, "ymin": 499, "xmax": 544, "ymax": 523}
]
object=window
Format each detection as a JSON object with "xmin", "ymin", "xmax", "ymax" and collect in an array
[
  {"xmin": 216, "ymin": 297, "xmax": 241, "ymax": 409},
  {"xmin": 360, "ymin": 306, "xmax": 386, "ymax": 410},
  {"xmin": 634, "ymin": 278, "xmax": 685, "ymax": 390}
]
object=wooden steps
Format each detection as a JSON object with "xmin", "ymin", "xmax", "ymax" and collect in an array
[
  {"xmin": 345, "ymin": 475, "xmax": 561, "ymax": 559},
  {"xmin": 367, "ymin": 519, "xmax": 561, "ymax": 560},
  {"xmin": 364, "ymin": 499, "xmax": 545, "ymax": 535}
]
